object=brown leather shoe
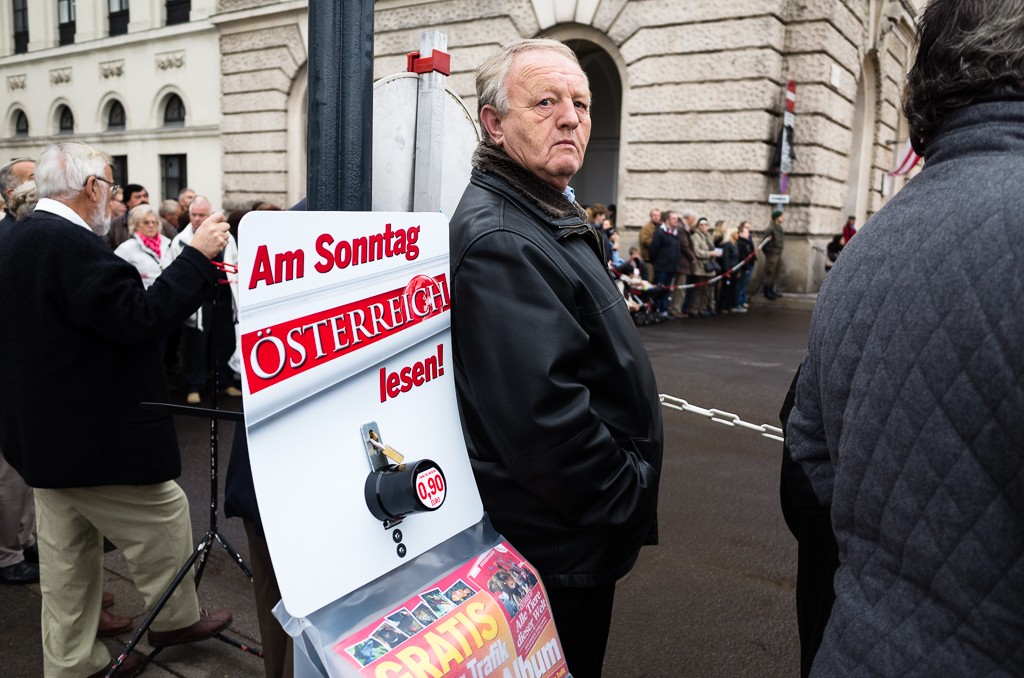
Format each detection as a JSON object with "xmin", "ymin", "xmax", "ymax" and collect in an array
[
  {"xmin": 97, "ymin": 608, "xmax": 134, "ymax": 637},
  {"xmin": 86, "ymin": 650, "xmax": 144, "ymax": 678},
  {"xmin": 147, "ymin": 608, "xmax": 232, "ymax": 647},
  {"xmin": 102, "ymin": 591, "xmax": 115, "ymax": 609}
]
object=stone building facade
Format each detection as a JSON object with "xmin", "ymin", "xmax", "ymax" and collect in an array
[
  {"xmin": 1, "ymin": 0, "xmax": 225, "ymax": 207},
  {"xmin": 2, "ymin": 0, "xmax": 922, "ymax": 292}
]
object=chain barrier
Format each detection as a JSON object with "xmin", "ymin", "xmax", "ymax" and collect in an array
[{"xmin": 660, "ymin": 394, "xmax": 785, "ymax": 442}]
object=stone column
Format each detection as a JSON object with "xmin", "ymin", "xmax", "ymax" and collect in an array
[
  {"xmin": 74, "ymin": 0, "xmax": 103, "ymax": 43},
  {"xmin": 27, "ymin": 0, "xmax": 57, "ymax": 51},
  {"xmin": 219, "ymin": 22, "xmax": 307, "ymax": 208},
  {"xmin": 0, "ymin": 3, "xmax": 13, "ymax": 56},
  {"xmin": 128, "ymin": 0, "xmax": 160, "ymax": 33}
]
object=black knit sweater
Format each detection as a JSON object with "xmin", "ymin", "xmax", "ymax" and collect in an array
[{"xmin": 0, "ymin": 209, "xmax": 217, "ymax": 488}]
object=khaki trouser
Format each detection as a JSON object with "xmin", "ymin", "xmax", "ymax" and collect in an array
[
  {"xmin": 686, "ymin": 277, "xmax": 713, "ymax": 314},
  {"xmin": 668, "ymin": 273, "xmax": 687, "ymax": 314},
  {"xmin": 35, "ymin": 481, "xmax": 200, "ymax": 677},
  {"xmin": 763, "ymin": 251, "xmax": 782, "ymax": 289},
  {"xmin": 0, "ymin": 453, "xmax": 35, "ymax": 567}
]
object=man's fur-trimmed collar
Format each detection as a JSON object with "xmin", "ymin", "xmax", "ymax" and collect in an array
[{"xmin": 472, "ymin": 140, "xmax": 588, "ymax": 222}]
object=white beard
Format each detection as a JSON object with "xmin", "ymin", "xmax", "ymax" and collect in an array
[{"xmin": 89, "ymin": 203, "xmax": 111, "ymax": 237}]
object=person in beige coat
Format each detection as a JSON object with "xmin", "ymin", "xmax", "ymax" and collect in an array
[{"xmin": 686, "ymin": 217, "xmax": 716, "ymax": 316}]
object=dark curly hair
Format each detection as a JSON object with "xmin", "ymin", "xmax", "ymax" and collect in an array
[{"xmin": 902, "ymin": 0, "xmax": 1024, "ymax": 156}]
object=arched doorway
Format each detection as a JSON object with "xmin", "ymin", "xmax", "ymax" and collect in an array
[
  {"xmin": 844, "ymin": 56, "xmax": 878, "ymax": 227},
  {"xmin": 564, "ymin": 39, "xmax": 621, "ymax": 209}
]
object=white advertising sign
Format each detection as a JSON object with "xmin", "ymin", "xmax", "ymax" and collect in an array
[{"xmin": 237, "ymin": 210, "xmax": 484, "ymax": 617}]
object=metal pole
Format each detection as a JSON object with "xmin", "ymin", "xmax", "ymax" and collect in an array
[
  {"xmin": 307, "ymin": 0, "xmax": 374, "ymax": 211},
  {"xmin": 413, "ymin": 30, "xmax": 447, "ymax": 212}
]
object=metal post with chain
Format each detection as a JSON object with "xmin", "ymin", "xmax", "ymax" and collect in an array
[{"xmin": 660, "ymin": 394, "xmax": 785, "ymax": 442}]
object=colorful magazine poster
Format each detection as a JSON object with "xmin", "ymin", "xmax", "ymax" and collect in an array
[{"xmin": 332, "ymin": 540, "xmax": 567, "ymax": 678}]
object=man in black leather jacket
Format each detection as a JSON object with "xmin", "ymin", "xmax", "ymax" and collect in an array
[{"xmin": 449, "ymin": 38, "xmax": 662, "ymax": 678}]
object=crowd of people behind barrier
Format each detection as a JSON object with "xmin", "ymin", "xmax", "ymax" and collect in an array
[
  {"xmin": 587, "ymin": 204, "xmax": 770, "ymax": 324},
  {"xmin": 587, "ymin": 204, "xmax": 858, "ymax": 325}
]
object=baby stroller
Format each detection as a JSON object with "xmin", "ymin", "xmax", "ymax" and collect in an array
[{"xmin": 608, "ymin": 267, "xmax": 667, "ymax": 326}]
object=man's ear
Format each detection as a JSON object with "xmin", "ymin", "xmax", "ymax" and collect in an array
[{"xmin": 480, "ymin": 105, "xmax": 505, "ymax": 146}]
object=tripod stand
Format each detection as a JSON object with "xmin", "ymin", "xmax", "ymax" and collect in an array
[{"xmin": 107, "ymin": 278, "xmax": 262, "ymax": 676}]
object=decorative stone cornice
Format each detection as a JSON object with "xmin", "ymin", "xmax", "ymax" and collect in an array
[
  {"xmin": 156, "ymin": 51, "xmax": 185, "ymax": 70},
  {"xmin": 50, "ymin": 67, "xmax": 72, "ymax": 85},
  {"xmin": 7, "ymin": 74, "xmax": 26, "ymax": 91},
  {"xmin": 100, "ymin": 59, "xmax": 125, "ymax": 79}
]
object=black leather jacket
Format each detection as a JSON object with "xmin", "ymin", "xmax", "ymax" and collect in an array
[{"xmin": 450, "ymin": 158, "xmax": 663, "ymax": 588}]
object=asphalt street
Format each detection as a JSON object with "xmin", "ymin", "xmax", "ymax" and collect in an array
[{"xmin": 0, "ymin": 295, "xmax": 814, "ymax": 677}]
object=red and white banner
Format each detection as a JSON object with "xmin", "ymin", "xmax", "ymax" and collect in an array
[
  {"xmin": 889, "ymin": 140, "xmax": 922, "ymax": 176},
  {"xmin": 242, "ymin": 274, "xmax": 449, "ymax": 394}
]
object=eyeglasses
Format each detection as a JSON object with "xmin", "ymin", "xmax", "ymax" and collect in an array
[{"xmin": 85, "ymin": 175, "xmax": 120, "ymax": 195}]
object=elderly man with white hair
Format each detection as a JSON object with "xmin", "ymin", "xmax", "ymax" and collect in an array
[
  {"xmin": 0, "ymin": 142, "xmax": 234, "ymax": 677},
  {"xmin": 449, "ymin": 39, "xmax": 662, "ymax": 677}
]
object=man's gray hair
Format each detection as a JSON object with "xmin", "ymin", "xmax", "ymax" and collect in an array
[
  {"xmin": 681, "ymin": 209, "xmax": 697, "ymax": 220},
  {"xmin": 476, "ymin": 38, "xmax": 585, "ymax": 122},
  {"xmin": 0, "ymin": 157, "xmax": 33, "ymax": 199},
  {"xmin": 903, "ymin": 0, "xmax": 1024, "ymax": 155},
  {"xmin": 158, "ymin": 199, "xmax": 180, "ymax": 219},
  {"xmin": 35, "ymin": 143, "xmax": 111, "ymax": 201},
  {"xmin": 9, "ymin": 180, "xmax": 37, "ymax": 220},
  {"xmin": 189, "ymin": 195, "xmax": 211, "ymax": 214},
  {"xmin": 177, "ymin": 187, "xmax": 195, "ymax": 201}
]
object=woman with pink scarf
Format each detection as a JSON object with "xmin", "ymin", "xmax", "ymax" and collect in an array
[{"xmin": 114, "ymin": 204, "xmax": 172, "ymax": 289}]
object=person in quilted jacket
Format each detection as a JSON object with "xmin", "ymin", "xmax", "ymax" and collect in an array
[{"xmin": 785, "ymin": 1, "xmax": 1024, "ymax": 675}]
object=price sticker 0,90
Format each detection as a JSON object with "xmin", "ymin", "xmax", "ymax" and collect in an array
[{"xmin": 415, "ymin": 465, "xmax": 446, "ymax": 510}]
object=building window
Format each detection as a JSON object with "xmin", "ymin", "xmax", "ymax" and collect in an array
[
  {"xmin": 109, "ymin": 0, "xmax": 128, "ymax": 36},
  {"xmin": 13, "ymin": 0, "xmax": 29, "ymax": 54},
  {"xmin": 160, "ymin": 154, "xmax": 187, "ymax": 202},
  {"xmin": 58, "ymin": 0, "xmax": 76, "ymax": 46},
  {"xmin": 166, "ymin": 0, "xmax": 190, "ymax": 25},
  {"xmin": 111, "ymin": 155, "xmax": 128, "ymax": 188},
  {"xmin": 58, "ymin": 106, "xmax": 74, "ymax": 135},
  {"xmin": 14, "ymin": 110, "xmax": 29, "ymax": 137},
  {"xmin": 107, "ymin": 100, "xmax": 125, "ymax": 130},
  {"xmin": 163, "ymin": 94, "xmax": 185, "ymax": 127}
]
